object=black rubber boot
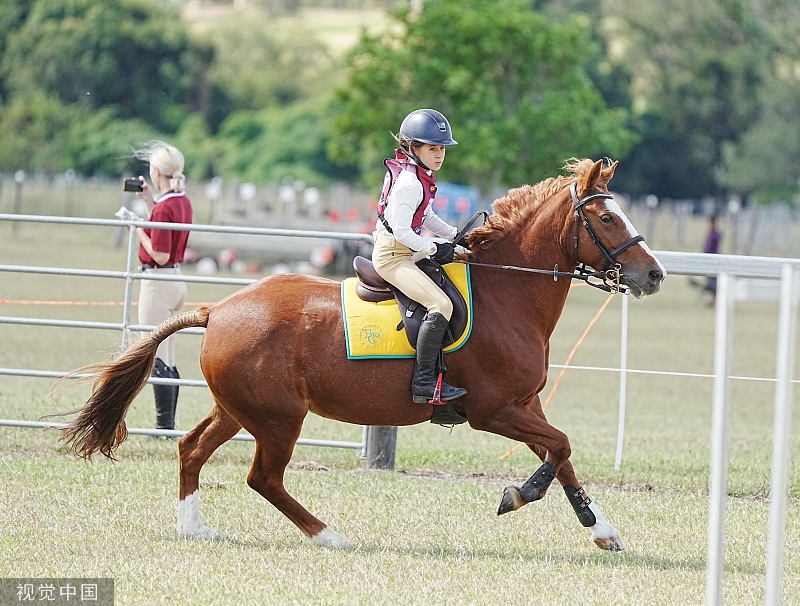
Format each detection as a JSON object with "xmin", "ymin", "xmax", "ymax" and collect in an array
[
  {"xmin": 411, "ymin": 312, "xmax": 467, "ymax": 404},
  {"xmin": 153, "ymin": 358, "xmax": 175, "ymax": 431}
]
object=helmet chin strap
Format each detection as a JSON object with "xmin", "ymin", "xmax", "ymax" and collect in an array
[{"xmin": 402, "ymin": 141, "xmax": 431, "ymax": 171}]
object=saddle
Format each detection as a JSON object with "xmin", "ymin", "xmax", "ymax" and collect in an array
[{"xmin": 352, "ymin": 256, "xmax": 468, "ymax": 349}]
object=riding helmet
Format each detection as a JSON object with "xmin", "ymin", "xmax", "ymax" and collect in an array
[{"xmin": 398, "ymin": 109, "xmax": 458, "ymax": 146}]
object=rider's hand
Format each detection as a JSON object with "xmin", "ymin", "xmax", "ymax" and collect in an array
[
  {"xmin": 431, "ymin": 242, "xmax": 455, "ymax": 265},
  {"xmin": 456, "ymin": 236, "xmax": 470, "ymax": 250}
]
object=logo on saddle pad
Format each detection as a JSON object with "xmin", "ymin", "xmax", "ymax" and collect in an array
[
  {"xmin": 358, "ymin": 325, "xmax": 384, "ymax": 347},
  {"xmin": 341, "ymin": 263, "xmax": 473, "ymax": 359}
]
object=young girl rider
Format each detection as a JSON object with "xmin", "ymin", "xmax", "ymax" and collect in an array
[{"xmin": 372, "ymin": 109, "xmax": 469, "ymax": 405}]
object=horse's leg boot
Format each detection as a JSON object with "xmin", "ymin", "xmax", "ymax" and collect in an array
[
  {"xmin": 153, "ymin": 357, "xmax": 175, "ymax": 432},
  {"xmin": 518, "ymin": 461, "xmax": 556, "ymax": 503},
  {"xmin": 411, "ymin": 312, "xmax": 466, "ymax": 404},
  {"xmin": 564, "ymin": 485, "xmax": 597, "ymax": 527}
]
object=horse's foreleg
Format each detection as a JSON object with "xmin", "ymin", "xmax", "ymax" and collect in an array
[
  {"xmin": 247, "ymin": 435, "xmax": 352, "ymax": 550},
  {"xmin": 480, "ymin": 399, "xmax": 570, "ymax": 516},
  {"xmin": 177, "ymin": 403, "xmax": 242, "ymax": 540},
  {"xmin": 529, "ymin": 445, "xmax": 626, "ymax": 552}
]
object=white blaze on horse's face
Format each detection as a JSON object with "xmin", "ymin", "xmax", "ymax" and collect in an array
[{"xmin": 603, "ymin": 198, "xmax": 666, "ymax": 278}]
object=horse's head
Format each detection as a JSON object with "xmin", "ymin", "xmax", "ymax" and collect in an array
[{"xmin": 571, "ymin": 159, "xmax": 665, "ymax": 298}]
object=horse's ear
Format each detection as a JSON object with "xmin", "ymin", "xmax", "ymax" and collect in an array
[
  {"xmin": 579, "ymin": 159, "xmax": 604, "ymax": 196},
  {"xmin": 602, "ymin": 160, "xmax": 618, "ymax": 186}
]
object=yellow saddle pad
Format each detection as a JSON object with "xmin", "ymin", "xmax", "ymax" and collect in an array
[{"xmin": 341, "ymin": 263, "xmax": 473, "ymax": 359}]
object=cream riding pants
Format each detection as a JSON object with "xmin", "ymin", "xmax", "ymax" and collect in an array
[
  {"xmin": 138, "ymin": 267, "xmax": 187, "ymax": 367},
  {"xmin": 372, "ymin": 234, "xmax": 452, "ymax": 320}
]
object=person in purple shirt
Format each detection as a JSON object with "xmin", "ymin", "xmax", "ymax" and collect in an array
[{"xmin": 703, "ymin": 216, "xmax": 723, "ymax": 304}]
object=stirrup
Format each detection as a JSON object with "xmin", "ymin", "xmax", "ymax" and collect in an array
[{"xmin": 415, "ymin": 372, "xmax": 466, "ymax": 405}]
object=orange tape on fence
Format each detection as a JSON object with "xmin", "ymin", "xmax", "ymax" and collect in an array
[
  {"xmin": 498, "ymin": 292, "xmax": 615, "ymax": 461},
  {"xmin": 0, "ymin": 300, "xmax": 213, "ymax": 306}
]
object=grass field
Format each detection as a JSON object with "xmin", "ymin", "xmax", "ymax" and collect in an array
[{"xmin": 1, "ymin": 214, "xmax": 799, "ymax": 605}]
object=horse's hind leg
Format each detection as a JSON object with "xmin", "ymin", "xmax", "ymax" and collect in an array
[
  {"xmin": 530, "ymin": 444, "xmax": 625, "ymax": 552},
  {"xmin": 247, "ymin": 436, "xmax": 352, "ymax": 550},
  {"xmin": 177, "ymin": 403, "xmax": 242, "ymax": 540}
]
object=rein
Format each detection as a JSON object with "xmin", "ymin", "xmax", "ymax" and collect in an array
[
  {"xmin": 456, "ymin": 184, "xmax": 646, "ymax": 295},
  {"xmin": 456, "ymin": 259, "xmax": 623, "ymax": 293}
]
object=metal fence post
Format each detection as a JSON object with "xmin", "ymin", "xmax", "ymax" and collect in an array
[
  {"xmin": 120, "ymin": 224, "xmax": 138, "ymax": 351},
  {"xmin": 365, "ymin": 426, "xmax": 397, "ymax": 470},
  {"xmin": 615, "ymin": 293, "xmax": 630, "ymax": 470},
  {"xmin": 706, "ymin": 272, "xmax": 735, "ymax": 606},
  {"xmin": 764, "ymin": 263, "xmax": 799, "ymax": 606}
]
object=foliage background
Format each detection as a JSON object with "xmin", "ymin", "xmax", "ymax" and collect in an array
[{"xmin": 2, "ymin": 0, "xmax": 800, "ymax": 207}]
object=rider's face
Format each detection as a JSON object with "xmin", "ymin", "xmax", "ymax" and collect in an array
[{"xmin": 415, "ymin": 144, "xmax": 446, "ymax": 171}]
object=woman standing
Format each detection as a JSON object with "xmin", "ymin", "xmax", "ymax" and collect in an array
[{"xmin": 132, "ymin": 141, "xmax": 193, "ymax": 431}]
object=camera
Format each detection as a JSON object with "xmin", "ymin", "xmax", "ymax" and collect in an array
[{"xmin": 123, "ymin": 177, "xmax": 144, "ymax": 192}]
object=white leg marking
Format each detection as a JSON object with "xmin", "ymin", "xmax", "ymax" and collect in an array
[
  {"xmin": 588, "ymin": 502, "xmax": 626, "ymax": 551},
  {"xmin": 177, "ymin": 490, "xmax": 221, "ymax": 540},
  {"xmin": 311, "ymin": 526, "xmax": 352, "ymax": 550}
]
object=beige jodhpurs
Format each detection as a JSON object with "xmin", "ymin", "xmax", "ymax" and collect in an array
[
  {"xmin": 138, "ymin": 267, "xmax": 187, "ymax": 367},
  {"xmin": 372, "ymin": 234, "xmax": 452, "ymax": 320}
]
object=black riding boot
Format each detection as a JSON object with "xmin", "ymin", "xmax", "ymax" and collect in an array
[
  {"xmin": 153, "ymin": 358, "xmax": 175, "ymax": 431},
  {"xmin": 170, "ymin": 365, "xmax": 180, "ymax": 428},
  {"xmin": 411, "ymin": 312, "xmax": 467, "ymax": 404}
]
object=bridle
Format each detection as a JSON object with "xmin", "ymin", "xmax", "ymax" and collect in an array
[
  {"xmin": 455, "ymin": 182, "xmax": 646, "ymax": 294},
  {"xmin": 569, "ymin": 182, "xmax": 644, "ymax": 292}
]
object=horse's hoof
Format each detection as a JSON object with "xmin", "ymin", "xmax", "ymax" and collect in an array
[
  {"xmin": 593, "ymin": 535, "xmax": 626, "ymax": 551},
  {"xmin": 178, "ymin": 524, "xmax": 222, "ymax": 541},
  {"xmin": 497, "ymin": 485, "xmax": 526, "ymax": 515},
  {"xmin": 311, "ymin": 526, "xmax": 353, "ymax": 550}
]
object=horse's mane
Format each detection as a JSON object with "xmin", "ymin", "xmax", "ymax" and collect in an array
[{"xmin": 464, "ymin": 158, "xmax": 613, "ymax": 256}]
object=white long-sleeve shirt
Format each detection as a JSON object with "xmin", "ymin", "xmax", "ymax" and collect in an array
[{"xmin": 373, "ymin": 168, "xmax": 457, "ymax": 254}]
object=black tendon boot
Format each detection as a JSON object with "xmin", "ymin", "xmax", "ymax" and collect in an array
[
  {"xmin": 152, "ymin": 358, "xmax": 175, "ymax": 431},
  {"xmin": 412, "ymin": 312, "xmax": 467, "ymax": 404}
]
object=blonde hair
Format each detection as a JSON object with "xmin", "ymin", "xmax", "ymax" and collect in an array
[{"xmin": 133, "ymin": 140, "xmax": 186, "ymax": 192}]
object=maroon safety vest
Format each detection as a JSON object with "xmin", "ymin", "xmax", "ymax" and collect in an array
[{"xmin": 377, "ymin": 150, "xmax": 437, "ymax": 235}]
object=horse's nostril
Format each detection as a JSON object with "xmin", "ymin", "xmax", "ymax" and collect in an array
[{"xmin": 649, "ymin": 268, "xmax": 663, "ymax": 282}]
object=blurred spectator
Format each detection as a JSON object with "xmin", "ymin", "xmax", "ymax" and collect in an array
[{"xmin": 703, "ymin": 216, "xmax": 723, "ymax": 305}]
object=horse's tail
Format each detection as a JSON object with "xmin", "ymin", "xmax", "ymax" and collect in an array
[{"xmin": 56, "ymin": 307, "xmax": 211, "ymax": 460}]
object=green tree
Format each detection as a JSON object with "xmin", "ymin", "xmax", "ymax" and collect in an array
[
  {"xmin": 198, "ymin": 13, "xmax": 338, "ymax": 114},
  {"xmin": 716, "ymin": 79, "xmax": 800, "ymax": 206},
  {"xmin": 604, "ymin": 0, "xmax": 769, "ymax": 199},
  {"xmin": 0, "ymin": 89, "xmax": 157, "ymax": 175},
  {"xmin": 0, "ymin": 0, "xmax": 215, "ymax": 133},
  {"xmin": 216, "ymin": 100, "xmax": 344, "ymax": 186},
  {"xmin": 0, "ymin": 91, "xmax": 76, "ymax": 172},
  {"xmin": 716, "ymin": 2, "xmax": 800, "ymax": 206},
  {"xmin": 0, "ymin": 0, "xmax": 35, "ymax": 101},
  {"xmin": 329, "ymin": 0, "xmax": 635, "ymax": 196}
]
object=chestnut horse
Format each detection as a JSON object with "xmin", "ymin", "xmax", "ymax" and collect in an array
[{"xmin": 58, "ymin": 159, "xmax": 664, "ymax": 552}]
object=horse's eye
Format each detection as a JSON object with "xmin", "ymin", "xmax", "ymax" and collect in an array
[{"xmin": 600, "ymin": 214, "xmax": 614, "ymax": 224}]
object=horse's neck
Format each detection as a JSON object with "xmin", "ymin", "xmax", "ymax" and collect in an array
[{"xmin": 473, "ymin": 204, "xmax": 575, "ymax": 339}]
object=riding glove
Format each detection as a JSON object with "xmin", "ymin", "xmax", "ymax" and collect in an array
[
  {"xmin": 431, "ymin": 242, "xmax": 455, "ymax": 265},
  {"xmin": 456, "ymin": 236, "xmax": 470, "ymax": 250}
]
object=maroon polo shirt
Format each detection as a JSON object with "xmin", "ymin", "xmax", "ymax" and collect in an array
[{"xmin": 139, "ymin": 191, "xmax": 193, "ymax": 265}]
